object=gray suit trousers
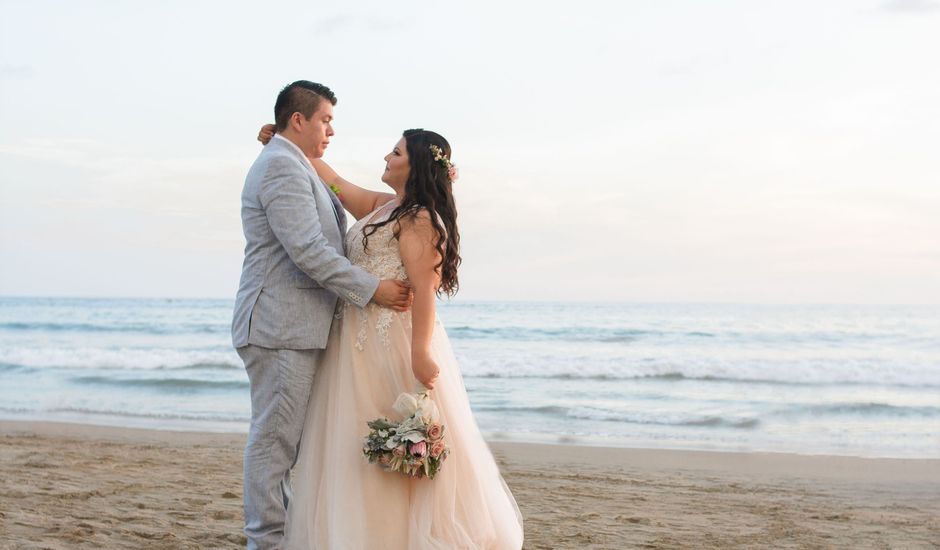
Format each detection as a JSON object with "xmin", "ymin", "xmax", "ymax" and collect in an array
[{"xmin": 237, "ymin": 345, "xmax": 322, "ymax": 550}]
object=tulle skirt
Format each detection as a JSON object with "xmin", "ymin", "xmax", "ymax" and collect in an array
[{"xmin": 283, "ymin": 306, "xmax": 524, "ymax": 550}]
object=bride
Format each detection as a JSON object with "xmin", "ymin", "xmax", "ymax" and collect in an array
[{"xmin": 257, "ymin": 126, "xmax": 524, "ymax": 549}]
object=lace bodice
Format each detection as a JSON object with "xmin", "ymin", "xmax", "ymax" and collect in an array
[
  {"xmin": 345, "ymin": 202, "xmax": 408, "ymax": 282},
  {"xmin": 340, "ymin": 201, "xmax": 411, "ymax": 350}
]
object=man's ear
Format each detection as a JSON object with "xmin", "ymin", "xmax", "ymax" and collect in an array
[{"xmin": 289, "ymin": 112, "xmax": 302, "ymax": 131}]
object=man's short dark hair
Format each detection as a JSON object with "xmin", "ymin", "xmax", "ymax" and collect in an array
[{"xmin": 274, "ymin": 81, "xmax": 337, "ymax": 131}]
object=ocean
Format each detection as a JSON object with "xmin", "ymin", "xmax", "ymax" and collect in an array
[{"xmin": 1, "ymin": 297, "xmax": 937, "ymax": 458}]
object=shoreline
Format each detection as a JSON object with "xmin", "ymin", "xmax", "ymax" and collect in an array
[
  {"xmin": 3, "ymin": 415, "xmax": 937, "ymax": 461},
  {"xmin": 3, "ymin": 419, "xmax": 940, "ymax": 477},
  {"xmin": 2, "ymin": 420, "xmax": 939, "ymax": 549}
]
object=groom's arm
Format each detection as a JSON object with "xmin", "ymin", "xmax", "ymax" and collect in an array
[{"xmin": 259, "ymin": 154, "xmax": 379, "ymax": 308}]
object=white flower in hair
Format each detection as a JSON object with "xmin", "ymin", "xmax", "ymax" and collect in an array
[{"xmin": 429, "ymin": 144, "xmax": 458, "ymax": 183}]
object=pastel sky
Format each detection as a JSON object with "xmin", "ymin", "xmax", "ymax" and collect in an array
[{"xmin": 1, "ymin": 0, "xmax": 938, "ymax": 303}]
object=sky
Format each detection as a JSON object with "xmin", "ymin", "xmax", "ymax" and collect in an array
[{"xmin": 1, "ymin": 0, "xmax": 938, "ymax": 303}]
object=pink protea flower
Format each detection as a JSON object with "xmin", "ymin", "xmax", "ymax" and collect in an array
[{"xmin": 409, "ymin": 440, "xmax": 428, "ymax": 458}]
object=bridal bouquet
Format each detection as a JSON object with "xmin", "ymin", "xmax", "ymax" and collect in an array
[{"xmin": 363, "ymin": 392, "xmax": 449, "ymax": 479}]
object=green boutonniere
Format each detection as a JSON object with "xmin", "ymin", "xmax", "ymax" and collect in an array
[{"xmin": 329, "ymin": 184, "xmax": 342, "ymax": 199}]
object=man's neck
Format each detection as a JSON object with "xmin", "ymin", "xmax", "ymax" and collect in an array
[
  {"xmin": 272, "ymin": 134, "xmax": 318, "ymax": 170},
  {"xmin": 274, "ymin": 131, "xmax": 311, "ymax": 157}
]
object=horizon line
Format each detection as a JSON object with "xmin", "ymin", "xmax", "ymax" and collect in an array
[{"xmin": 1, "ymin": 294, "xmax": 938, "ymax": 308}]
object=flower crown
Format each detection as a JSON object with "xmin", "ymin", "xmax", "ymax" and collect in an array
[{"xmin": 430, "ymin": 144, "xmax": 459, "ymax": 183}]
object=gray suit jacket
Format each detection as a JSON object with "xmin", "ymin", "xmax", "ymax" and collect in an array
[{"xmin": 232, "ymin": 135, "xmax": 379, "ymax": 350}]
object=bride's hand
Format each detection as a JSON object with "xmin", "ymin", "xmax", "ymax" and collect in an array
[
  {"xmin": 412, "ymin": 351, "xmax": 440, "ymax": 390},
  {"xmin": 257, "ymin": 124, "xmax": 276, "ymax": 145}
]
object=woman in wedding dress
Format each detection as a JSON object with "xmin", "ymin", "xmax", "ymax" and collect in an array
[{"xmin": 258, "ymin": 126, "xmax": 524, "ymax": 549}]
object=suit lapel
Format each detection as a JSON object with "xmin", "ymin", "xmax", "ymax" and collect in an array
[
  {"xmin": 310, "ymin": 170, "xmax": 347, "ymax": 245},
  {"xmin": 269, "ymin": 137, "xmax": 347, "ymax": 251},
  {"xmin": 324, "ymin": 180, "xmax": 348, "ymax": 235}
]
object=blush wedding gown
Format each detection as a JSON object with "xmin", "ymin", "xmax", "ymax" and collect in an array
[{"xmin": 283, "ymin": 201, "xmax": 524, "ymax": 550}]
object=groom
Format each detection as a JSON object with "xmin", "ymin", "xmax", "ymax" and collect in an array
[{"xmin": 232, "ymin": 80, "xmax": 410, "ymax": 549}]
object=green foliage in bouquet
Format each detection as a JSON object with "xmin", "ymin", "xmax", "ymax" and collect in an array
[{"xmin": 363, "ymin": 392, "xmax": 450, "ymax": 479}]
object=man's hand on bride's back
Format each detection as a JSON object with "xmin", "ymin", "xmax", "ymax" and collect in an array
[
  {"xmin": 258, "ymin": 124, "xmax": 276, "ymax": 145},
  {"xmin": 372, "ymin": 280, "xmax": 413, "ymax": 312}
]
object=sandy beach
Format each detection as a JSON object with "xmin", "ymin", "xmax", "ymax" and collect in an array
[{"xmin": 1, "ymin": 421, "xmax": 938, "ymax": 549}]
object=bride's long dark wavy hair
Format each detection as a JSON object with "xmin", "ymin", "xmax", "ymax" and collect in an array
[{"xmin": 363, "ymin": 129, "xmax": 461, "ymax": 296}]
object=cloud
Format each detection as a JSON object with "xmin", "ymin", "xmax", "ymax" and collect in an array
[
  {"xmin": 880, "ymin": 0, "xmax": 940, "ymax": 13},
  {"xmin": 0, "ymin": 64, "xmax": 34, "ymax": 79},
  {"xmin": 658, "ymin": 58, "xmax": 701, "ymax": 77},
  {"xmin": 0, "ymin": 137, "xmax": 245, "ymax": 224},
  {"xmin": 310, "ymin": 14, "xmax": 404, "ymax": 36}
]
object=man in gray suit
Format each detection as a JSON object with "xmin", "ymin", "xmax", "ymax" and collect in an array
[{"xmin": 232, "ymin": 80, "xmax": 410, "ymax": 549}]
